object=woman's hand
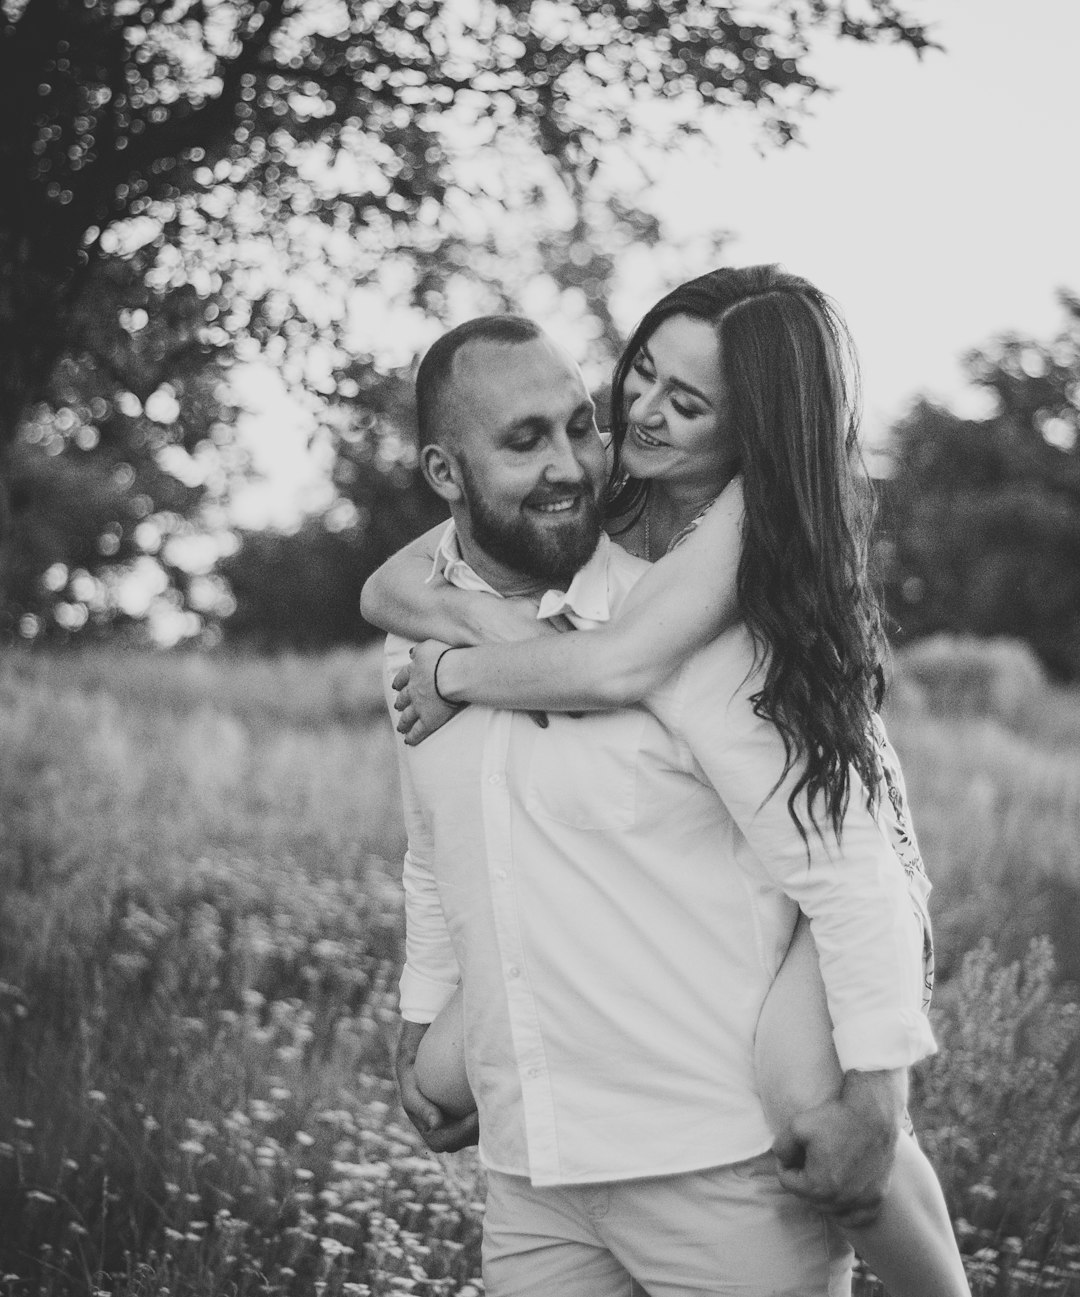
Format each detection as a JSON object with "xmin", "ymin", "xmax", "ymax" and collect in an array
[
  {"xmin": 394, "ymin": 640, "xmax": 461, "ymax": 746},
  {"xmin": 394, "ymin": 637, "xmax": 559, "ymax": 744}
]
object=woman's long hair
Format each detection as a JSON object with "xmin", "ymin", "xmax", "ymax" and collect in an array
[{"xmin": 607, "ymin": 265, "xmax": 886, "ymax": 841}]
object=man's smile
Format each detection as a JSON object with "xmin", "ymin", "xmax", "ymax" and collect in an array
[
  {"xmin": 524, "ymin": 490, "xmax": 591, "ymax": 517},
  {"xmin": 532, "ymin": 498, "xmax": 580, "ymax": 514}
]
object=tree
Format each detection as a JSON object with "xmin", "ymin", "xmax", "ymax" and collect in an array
[
  {"xmin": 1, "ymin": 0, "xmax": 934, "ymax": 450},
  {"xmin": 1, "ymin": 0, "xmax": 934, "ymax": 640},
  {"xmin": 0, "ymin": 249, "xmax": 239, "ymax": 638},
  {"xmin": 220, "ymin": 356, "xmax": 447, "ymax": 649},
  {"xmin": 878, "ymin": 293, "xmax": 1080, "ymax": 678}
]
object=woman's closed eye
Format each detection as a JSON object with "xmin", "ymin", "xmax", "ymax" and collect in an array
[{"xmin": 671, "ymin": 395, "xmax": 703, "ymax": 419}]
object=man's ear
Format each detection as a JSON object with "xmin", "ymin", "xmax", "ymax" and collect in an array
[{"xmin": 420, "ymin": 442, "xmax": 463, "ymax": 503}]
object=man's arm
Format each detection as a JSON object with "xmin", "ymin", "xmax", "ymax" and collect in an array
[
  {"xmin": 662, "ymin": 630, "xmax": 934, "ymax": 1221},
  {"xmin": 386, "ymin": 647, "xmax": 479, "ymax": 1152}
]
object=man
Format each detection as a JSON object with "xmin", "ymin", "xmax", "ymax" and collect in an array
[{"xmin": 383, "ymin": 315, "xmax": 934, "ymax": 1295}]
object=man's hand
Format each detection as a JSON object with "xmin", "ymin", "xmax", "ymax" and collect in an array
[
  {"xmin": 396, "ymin": 1020, "xmax": 480, "ymax": 1153},
  {"xmin": 773, "ymin": 1068, "xmax": 907, "ymax": 1228}
]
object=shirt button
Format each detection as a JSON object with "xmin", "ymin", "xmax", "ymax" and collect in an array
[
  {"xmin": 507, "ymin": 966, "xmax": 520, "ymax": 978},
  {"xmin": 495, "ymin": 869, "xmax": 508, "ymax": 881},
  {"xmin": 488, "ymin": 773, "xmax": 505, "ymax": 786},
  {"xmin": 527, "ymin": 1066, "xmax": 541, "ymax": 1078}
]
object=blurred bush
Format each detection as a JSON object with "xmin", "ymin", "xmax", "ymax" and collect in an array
[
  {"xmin": 879, "ymin": 292, "xmax": 1080, "ymax": 681},
  {"xmin": 893, "ymin": 635, "xmax": 1049, "ymax": 727}
]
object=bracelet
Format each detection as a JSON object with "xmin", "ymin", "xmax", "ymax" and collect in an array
[{"xmin": 433, "ymin": 647, "xmax": 464, "ymax": 709}]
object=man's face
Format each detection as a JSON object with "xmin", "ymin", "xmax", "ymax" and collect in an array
[{"xmin": 445, "ymin": 337, "xmax": 606, "ymax": 588}]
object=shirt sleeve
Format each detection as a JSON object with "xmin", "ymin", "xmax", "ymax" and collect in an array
[
  {"xmin": 384, "ymin": 641, "xmax": 461, "ymax": 1023},
  {"xmin": 657, "ymin": 628, "xmax": 937, "ymax": 1073}
]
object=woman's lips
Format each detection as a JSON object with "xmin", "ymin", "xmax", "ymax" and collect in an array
[{"xmin": 631, "ymin": 425, "xmax": 668, "ymax": 449}]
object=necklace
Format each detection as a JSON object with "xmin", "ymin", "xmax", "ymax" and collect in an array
[{"xmin": 644, "ymin": 487, "xmax": 720, "ymax": 561}]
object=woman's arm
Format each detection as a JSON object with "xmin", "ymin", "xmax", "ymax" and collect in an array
[
  {"xmin": 359, "ymin": 521, "xmax": 557, "ymax": 645},
  {"xmin": 395, "ymin": 479, "xmax": 745, "ymax": 736}
]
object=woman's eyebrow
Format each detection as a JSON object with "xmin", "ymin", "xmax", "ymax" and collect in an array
[{"xmin": 641, "ymin": 345, "xmax": 713, "ymax": 408}]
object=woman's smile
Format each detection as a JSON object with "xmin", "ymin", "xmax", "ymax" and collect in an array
[{"xmin": 630, "ymin": 424, "xmax": 669, "ymax": 449}]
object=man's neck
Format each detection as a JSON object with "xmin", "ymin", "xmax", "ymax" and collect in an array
[{"xmin": 451, "ymin": 525, "xmax": 552, "ymax": 599}]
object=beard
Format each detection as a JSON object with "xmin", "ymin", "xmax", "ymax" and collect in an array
[{"xmin": 459, "ymin": 463, "xmax": 602, "ymax": 588}]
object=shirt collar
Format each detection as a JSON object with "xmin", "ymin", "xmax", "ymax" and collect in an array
[{"xmin": 429, "ymin": 521, "xmax": 614, "ymax": 627}]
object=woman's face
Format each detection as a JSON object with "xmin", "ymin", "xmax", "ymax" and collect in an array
[{"xmin": 619, "ymin": 314, "xmax": 736, "ymax": 492}]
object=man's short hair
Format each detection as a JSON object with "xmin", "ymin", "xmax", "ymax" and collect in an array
[{"xmin": 416, "ymin": 316, "xmax": 544, "ymax": 446}]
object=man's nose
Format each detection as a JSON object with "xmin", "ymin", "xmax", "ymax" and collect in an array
[{"xmin": 543, "ymin": 431, "xmax": 589, "ymax": 482}]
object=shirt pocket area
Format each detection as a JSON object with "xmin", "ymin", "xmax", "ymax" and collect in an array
[{"xmin": 524, "ymin": 709, "xmax": 647, "ymax": 832}]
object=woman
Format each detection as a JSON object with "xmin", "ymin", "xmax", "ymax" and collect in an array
[{"xmin": 361, "ymin": 266, "xmax": 969, "ymax": 1297}]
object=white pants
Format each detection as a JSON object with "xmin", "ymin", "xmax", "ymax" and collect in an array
[{"xmin": 483, "ymin": 1152, "xmax": 853, "ymax": 1297}]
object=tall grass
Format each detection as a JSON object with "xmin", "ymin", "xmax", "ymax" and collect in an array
[
  {"xmin": 0, "ymin": 640, "xmax": 1078, "ymax": 1295},
  {"xmin": 885, "ymin": 636, "xmax": 1080, "ymax": 984}
]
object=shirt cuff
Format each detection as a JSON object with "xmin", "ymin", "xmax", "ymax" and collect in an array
[
  {"xmin": 832, "ymin": 1009, "xmax": 938, "ymax": 1073},
  {"xmin": 398, "ymin": 965, "xmax": 459, "ymax": 1024}
]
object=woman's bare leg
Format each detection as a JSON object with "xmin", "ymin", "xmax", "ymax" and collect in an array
[{"xmin": 755, "ymin": 915, "xmax": 970, "ymax": 1297}]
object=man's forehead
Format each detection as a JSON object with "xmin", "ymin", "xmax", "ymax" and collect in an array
[{"xmin": 450, "ymin": 336, "xmax": 588, "ymax": 422}]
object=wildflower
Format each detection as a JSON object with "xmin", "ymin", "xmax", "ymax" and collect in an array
[
  {"xmin": 294, "ymin": 1168, "xmax": 314, "ymax": 1182},
  {"xmin": 316, "ymin": 1109, "xmax": 354, "ymax": 1127},
  {"xmin": 178, "ymin": 1140, "xmax": 205, "ymax": 1156},
  {"xmin": 13, "ymin": 1118, "xmax": 34, "ymax": 1129},
  {"xmin": 269, "ymin": 1086, "xmax": 292, "ymax": 1102},
  {"xmin": 319, "ymin": 1238, "xmax": 355, "ymax": 1258},
  {"xmin": 295, "ymin": 1130, "xmax": 315, "ymax": 1147},
  {"xmin": 86, "ymin": 1091, "xmax": 107, "ymax": 1105}
]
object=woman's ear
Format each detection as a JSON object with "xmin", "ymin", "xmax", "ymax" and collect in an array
[{"xmin": 420, "ymin": 443, "xmax": 463, "ymax": 503}]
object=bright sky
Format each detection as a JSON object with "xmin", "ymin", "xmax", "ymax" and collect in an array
[
  {"xmin": 232, "ymin": 0, "xmax": 1080, "ymax": 527},
  {"xmin": 692, "ymin": 0, "xmax": 1080, "ymax": 440}
]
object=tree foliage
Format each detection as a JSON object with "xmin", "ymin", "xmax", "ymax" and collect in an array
[
  {"xmin": 0, "ymin": 0, "xmax": 934, "ymax": 641},
  {"xmin": 879, "ymin": 293, "xmax": 1080, "ymax": 678}
]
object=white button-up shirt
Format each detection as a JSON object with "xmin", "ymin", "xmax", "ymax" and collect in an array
[{"xmin": 386, "ymin": 524, "xmax": 935, "ymax": 1187}]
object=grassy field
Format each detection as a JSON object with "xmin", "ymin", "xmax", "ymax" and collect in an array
[{"xmin": 0, "ymin": 640, "xmax": 1079, "ymax": 1295}]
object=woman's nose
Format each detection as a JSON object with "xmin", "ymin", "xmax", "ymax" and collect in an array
[{"xmin": 629, "ymin": 384, "xmax": 663, "ymax": 426}]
